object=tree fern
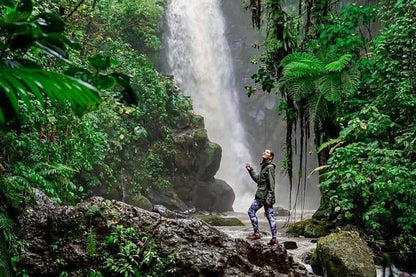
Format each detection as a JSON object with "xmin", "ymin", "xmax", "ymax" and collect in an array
[
  {"xmin": 279, "ymin": 50, "xmax": 357, "ymax": 126},
  {"xmin": 281, "ymin": 75, "xmax": 316, "ymax": 101}
]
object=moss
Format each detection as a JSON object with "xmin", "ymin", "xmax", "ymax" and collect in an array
[
  {"xmin": 204, "ymin": 142, "xmax": 221, "ymax": 164},
  {"xmin": 287, "ymin": 218, "xmax": 331, "ymax": 238},
  {"xmin": 194, "ymin": 129, "xmax": 208, "ymax": 145},
  {"xmin": 196, "ymin": 215, "xmax": 244, "ymax": 226},
  {"xmin": 315, "ymin": 231, "xmax": 376, "ymax": 277},
  {"xmin": 312, "ymin": 208, "xmax": 332, "ymax": 220},
  {"xmin": 130, "ymin": 195, "xmax": 153, "ymax": 211},
  {"xmin": 190, "ymin": 114, "xmax": 204, "ymax": 127}
]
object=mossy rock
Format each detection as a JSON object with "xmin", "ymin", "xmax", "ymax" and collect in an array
[
  {"xmin": 130, "ymin": 195, "xmax": 153, "ymax": 211},
  {"xmin": 190, "ymin": 114, "xmax": 204, "ymax": 127},
  {"xmin": 287, "ymin": 218, "xmax": 330, "ymax": 238},
  {"xmin": 194, "ymin": 128, "xmax": 208, "ymax": 145},
  {"xmin": 315, "ymin": 231, "xmax": 376, "ymax": 277},
  {"xmin": 197, "ymin": 142, "xmax": 221, "ymax": 181},
  {"xmin": 196, "ymin": 215, "xmax": 244, "ymax": 226},
  {"xmin": 312, "ymin": 207, "xmax": 332, "ymax": 220}
]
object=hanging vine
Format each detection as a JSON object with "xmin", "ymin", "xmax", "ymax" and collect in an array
[{"xmin": 247, "ymin": 0, "xmax": 341, "ymax": 216}]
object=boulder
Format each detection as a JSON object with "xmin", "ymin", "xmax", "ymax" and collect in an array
[
  {"xmin": 146, "ymin": 186, "xmax": 190, "ymax": 211},
  {"xmin": 194, "ymin": 179, "xmax": 235, "ymax": 212},
  {"xmin": 283, "ymin": 241, "xmax": 298, "ymax": 250},
  {"xmin": 130, "ymin": 194, "xmax": 153, "ymax": 211},
  {"xmin": 287, "ymin": 218, "xmax": 331, "ymax": 238},
  {"xmin": 169, "ymin": 111, "xmax": 232, "ymax": 212},
  {"xmin": 196, "ymin": 141, "xmax": 222, "ymax": 181},
  {"xmin": 314, "ymin": 231, "xmax": 376, "ymax": 277},
  {"xmin": 17, "ymin": 189, "xmax": 306, "ymax": 276},
  {"xmin": 274, "ymin": 206, "xmax": 290, "ymax": 216},
  {"xmin": 196, "ymin": 214, "xmax": 244, "ymax": 226}
]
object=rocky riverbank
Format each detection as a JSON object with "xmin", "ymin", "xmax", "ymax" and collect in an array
[
  {"xmin": 215, "ymin": 211, "xmax": 416, "ymax": 277},
  {"xmin": 17, "ymin": 189, "xmax": 308, "ymax": 276}
]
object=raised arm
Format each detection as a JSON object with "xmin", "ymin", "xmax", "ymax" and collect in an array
[{"xmin": 246, "ymin": 163, "xmax": 258, "ymax": 183}]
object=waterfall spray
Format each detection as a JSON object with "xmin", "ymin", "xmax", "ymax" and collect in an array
[{"xmin": 164, "ymin": 0, "xmax": 255, "ymax": 211}]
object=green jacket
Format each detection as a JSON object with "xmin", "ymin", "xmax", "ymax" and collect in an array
[{"xmin": 247, "ymin": 161, "xmax": 276, "ymax": 204}]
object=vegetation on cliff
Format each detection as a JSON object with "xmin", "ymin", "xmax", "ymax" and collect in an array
[
  {"xmin": 247, "ymin": 0, "xmax": 416, "ymax": 270},
  {"xmin": 0, "ymin": 0, "xmax": 191, "ymax": 274}
]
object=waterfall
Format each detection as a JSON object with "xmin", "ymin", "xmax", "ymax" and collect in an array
[{"xmin": 164, "ymin": 0, "xmax": 255, "ymax": 211}]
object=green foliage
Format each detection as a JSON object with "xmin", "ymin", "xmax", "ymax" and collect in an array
[
  {"xmin": 95, "ymin": 0, "xmax": 166, "ymax": 54},
  {"xmin": 277, "ymin": 51, "xmax": 358, "ymax": 124},
  {"xmin": 0, "ymin": 0, "xmax": 192, "ymax": 275},
  {"xmin": 0, "ymin": 0, "xmax": 101, "ymax": 125},
  {"xmin": 65, "ymin": 54, "xmax": 138, "ymax": 105},
  {"xmin": 87, "ymin": 229, "xmax": 97, "ymax": 257},
  {"xmin": 320, "ymin": 142, "xmax": 416, "ymax": 257},
  {"xmin": 0, "ymin": 101, "xmax": 111, "ymax": 204},
  {"xmin": 0, "ymin": 213, "xmax": 13, "ymax": 277},
  {"xmin": 0, "ymin": 209, "xmax": 22, "ymax": 277},
  {"xmin": 101, "ymin": 225, "xmax": 174, "ymax": 276},
  {"xmin": 252, "ymin": 0, "xmax": 416, "ymax": 267},
  {"xmin": 311, "ymin": 4, "xmax": 376, "ymax": 55}
]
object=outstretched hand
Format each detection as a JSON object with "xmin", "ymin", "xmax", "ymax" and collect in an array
[{"xmin": 245, "ymin": 163, "xmax": 252, "ymax": 170}]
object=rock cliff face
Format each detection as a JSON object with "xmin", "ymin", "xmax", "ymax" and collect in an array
[
  {"xmin": 18, "ymin": 189, "xmax": 306, "ymax": 276},
  {"xmin": 145, "ymin": 111, "xmax": 235, "ymax": 212}
]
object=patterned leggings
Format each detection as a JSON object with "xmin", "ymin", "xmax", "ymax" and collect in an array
[{"xmin": 248, "ymin": 199, "xmax": 277, "ymax": 238}]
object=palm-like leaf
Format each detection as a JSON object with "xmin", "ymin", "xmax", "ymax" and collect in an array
[
  {"xmin": 280, "ymin": 52, "xmax": 325, "ymax": 77},
  {"xmin": 319, "ymin": 74, "xmax": 343, "ymax": 102},
  {"xmin": 340, "ymin": 71, "xmax": 360, "ymax": 93},
  {"xmin": 280, "ymin": 52, "xmax": 324, "ymax": 68},
  {"xmin": 280, "ymin": 75, "xmax": 316, "ymax": 101},
  {"xmin": 324, "ymin": 54, "xmax": 353, "ymax": 72},
  {"xmin": 0, "ymin": 67, "xmax": 100, "ymax": 124},
  {"xmin": 279, "ymin": 50, "xmax": 358, "ymax": 125}
]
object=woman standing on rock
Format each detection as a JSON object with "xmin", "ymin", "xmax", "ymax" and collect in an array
[{"xmin": 245, "ymin": 149, "xmax": 279, "ymax": 246}]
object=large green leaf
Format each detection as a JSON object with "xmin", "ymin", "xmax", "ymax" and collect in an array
[{"xmin": 0, "ymin": 67, "xmax": 101, "ymax": 124}]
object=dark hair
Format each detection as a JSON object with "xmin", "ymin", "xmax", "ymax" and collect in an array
[{"xmin": 270, "ymin": 151, "xmax": 275, "ymax": 160}]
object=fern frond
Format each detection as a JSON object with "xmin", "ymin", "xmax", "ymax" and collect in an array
[
  {"xmin": 317, "ymin": 138, "xmax": 343, "ymax": 153},
  {"xmin": 280, "ymin": 52, "xmax": 322, "ymax": 68},
  {"xmin": 37, "ymin": 163, "xmax": 77, "ymax": 177},
  {"xmin": 0, "ymin": 230, "xmax": 13, "ymax": 277},
  {"xmin": 324, "ymin": 54, "xmax": 352, "ymax": 72},
  {"xmin": 87, "ymin": 229, "xmax": 97, "ymax": 256},
  {"xmin": 281, "ymin": 75, "xmax": 316, "ymax": 101},
  {"xmin": 282, "ymin": 62, "xmax": 315, "ymax": 77},
  {"xmin": 0, "ymin": 176, "xmax": 28, "ymax": 208},
  {"xmin": 319, "ymin": 74, "xmax": 342, "ymax": 102},
  {"xmin": 307, "ymin": 91, "xmax": 336, "ymax": 125},
  {"xmin": 340, "ymin": 71, "xmax": 360, "ymax": 93},
  {"xmin": 0, "ymin": 214, "xmax": 12, "ymax": 232}
]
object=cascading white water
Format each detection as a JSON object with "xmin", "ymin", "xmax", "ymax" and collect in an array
[{"xmin": 164, "ymin": 0, "xmax": 255, "ymax": 211}]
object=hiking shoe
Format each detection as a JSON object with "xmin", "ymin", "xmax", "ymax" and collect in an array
[
  {"xmin": 268, "ymin": 238, "xmax": 279, "ymax": 246},
  {"xmin": 246, "ymin": 233, "xmax": 261, "ymax": 240}
]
